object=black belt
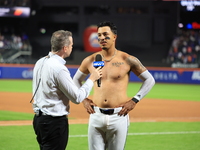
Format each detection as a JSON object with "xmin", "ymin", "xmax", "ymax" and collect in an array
[
  {"xmin": 36, "ymin": 110, "xmax": 66, "ymax": 118},
  {"xmin": 99, "ymin": 108, "xmax": 114, "ymax": 115}
]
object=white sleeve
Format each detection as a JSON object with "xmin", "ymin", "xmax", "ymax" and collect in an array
[
  {"xmin": 58, "ymin": 69, "xmax": 93, "ymax": 104},
  {"xmin": 73, "ymin": 69, "xmax": 88, "ymax": 88},
  {"xmin": 133, "ymin": 70, "xmax": 155, "ymax": 101}
]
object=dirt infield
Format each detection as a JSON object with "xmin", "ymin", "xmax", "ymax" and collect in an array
[{"xmin": 0, "ymin": 92, "xmax": 200, "ymax": 126}]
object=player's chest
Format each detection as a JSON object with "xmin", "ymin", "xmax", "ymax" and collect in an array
[{"xmin": 101, "ymin": 61, "xmax": 130, "ymax": 80}]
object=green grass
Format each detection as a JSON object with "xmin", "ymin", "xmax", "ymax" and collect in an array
[
  {"xmin": 0, "ymin": 80, "xmax": 200, "ymax": 101},
  {"xmin": 127, "ymin": 82, "xmax": 200, "ymax": 101},
  {"xmin": 0, "ymin": 80, "xmax": 200, "ymax": 149},
  {"xmin": 1, "ymin": 79, "xmax": 199, "ymax": 101},
  {"xmin": 0, "ymin": 122, "xmax": 200, "ymax": 150},
  {"xmin": 0, "ymin": 80, "xmax": 32, "ymax": 92},
  {"xmin": 0, "ymin": 110, "xmax": 75, "ymax": 121},
  {"xmin": 0, "ymin": 111, "xmax": 33, "ymax": 121}
]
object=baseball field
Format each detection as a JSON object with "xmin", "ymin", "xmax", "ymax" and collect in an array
[{"xmin": 0, "ymin": 79, "xmax": 200, "ymax": 150}]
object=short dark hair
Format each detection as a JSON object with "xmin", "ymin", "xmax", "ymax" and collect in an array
[
  {"xmin": 51, "ymin": 30, "xmax": 72, "ymax": 52},
  {"xmin": 97, "ymin": 21, "xmax": 117, "ymax": 35}
]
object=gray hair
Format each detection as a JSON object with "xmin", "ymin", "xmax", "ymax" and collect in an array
[{"xmin": 51, "ymin": 30, "xmax": 72, "ymax": 52}]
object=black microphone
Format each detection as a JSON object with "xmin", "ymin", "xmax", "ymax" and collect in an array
[{"xmin": 93, "ymin": 54, "xmax": 104, "ymax": 87}]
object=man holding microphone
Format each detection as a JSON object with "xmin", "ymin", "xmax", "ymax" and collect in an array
[{"xmin": 32, "ymin": 30, "xmax": 102, "ymax": 150}]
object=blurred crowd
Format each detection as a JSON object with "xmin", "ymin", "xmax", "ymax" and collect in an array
[
  {"xmin": 0, "ymin": 33, "xmax": 31, "ymax": 50},
  {"xmin": 167, "ymin": 30, "xmax": 200, "ymax": 65},
  {"xmin": 0, "ymin": 33, "xmax": 32, "ymax": 63},
  {"xmin": 0, "ymin": 0, "xmax": 30, "ymax": 7}
]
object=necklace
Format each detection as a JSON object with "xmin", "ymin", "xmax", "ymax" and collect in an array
[{"xmin": 102, "ymin": 49, "xmax": 117, "ymax": 62}]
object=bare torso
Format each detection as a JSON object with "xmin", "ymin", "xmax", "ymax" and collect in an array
[{"xmin": 83, "ymin": 50, "xmax": 132, "ymax": 108}]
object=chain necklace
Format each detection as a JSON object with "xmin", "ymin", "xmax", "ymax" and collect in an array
[{"xmin": 102, "ymin": 49, "xmax": 117, "ymax": 62}]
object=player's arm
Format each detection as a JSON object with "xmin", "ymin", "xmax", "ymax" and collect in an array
[
  {"xmin": 127, "ymin": 56, "xmax": 155, "ymax": 102},
  {"xmin": 73, "ymin": 57, "xmax": 91, "ymax": 88},
  {"xmin": 118, "ymin": 56, "xmax": 155, "ymax": 116},
  {"xmin": 73, "ymin": 56, "xmax": 96, "ymax": 114}
]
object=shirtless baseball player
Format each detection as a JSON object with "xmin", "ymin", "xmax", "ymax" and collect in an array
[{"xmin": 73, "ymin": 21, "xmax": 155, "ymax": 150}]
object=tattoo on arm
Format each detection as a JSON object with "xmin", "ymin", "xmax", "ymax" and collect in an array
[{"xmin": 126, "ymin": 56, "xmax": 146, "ymax": 75}]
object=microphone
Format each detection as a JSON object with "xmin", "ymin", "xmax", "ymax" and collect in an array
[{"xmin": 93, "ymin": 54, "xmax": 104, "ymax": 87}]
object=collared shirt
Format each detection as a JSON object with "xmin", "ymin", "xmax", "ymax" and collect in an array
[{"xmin": 32, "ymin": 52, "xmax": 93, "ymax": 116}]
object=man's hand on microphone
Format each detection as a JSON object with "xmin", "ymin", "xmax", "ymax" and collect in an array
[{"xmin": 89, "ymin": 67, "xmax": 102, "ymax": 82}]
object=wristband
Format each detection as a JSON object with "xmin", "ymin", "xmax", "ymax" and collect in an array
[{"xmin": 131, "ymin": 97, "xmax": 139, "ymax": 103}]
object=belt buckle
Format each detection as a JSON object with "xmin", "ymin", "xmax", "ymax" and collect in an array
[
  {"xmin": 99, "ymin": 108, "xmax": 114, "ymax": 115},
  {"xmin": 35, "ymin": 109, "xmax": 42, "ymax": 116}
]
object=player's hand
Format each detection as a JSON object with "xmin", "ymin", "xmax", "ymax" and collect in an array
[
  {"xmin": 82, "ymin": 98, "xmax": 97, "ymax": 114},
  {"xmin": 116, "ymin": 100, "xmax": 137, "ymax": 116}
]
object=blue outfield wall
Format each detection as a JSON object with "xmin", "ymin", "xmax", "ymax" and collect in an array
[{"xmin": 0, "ymin": 65, "xmax": 200, "ymax": 84}]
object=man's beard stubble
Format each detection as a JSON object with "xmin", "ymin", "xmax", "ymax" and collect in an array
[{"xmin": 102, "ymin": 46, "xmax": 108, "ymax": 50}]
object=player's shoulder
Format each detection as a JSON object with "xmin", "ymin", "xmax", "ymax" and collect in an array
[
  {"xmin": 118, "ymin": 50, "xmax": 137, "ymax": 60},
  {"xmin": 83, "ymin": 52, "xmax": 101, "ymax": 63},
  {"xmin": 79, "ymin": 52, "xmax": 101, "ymax": 73}
]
